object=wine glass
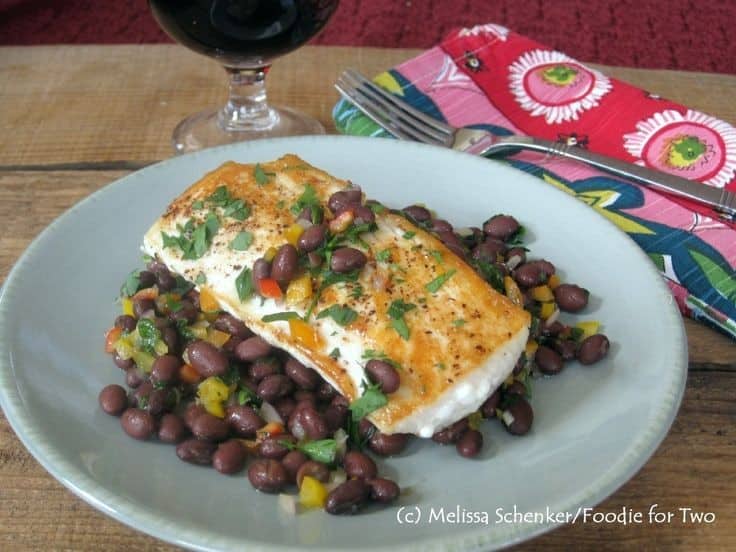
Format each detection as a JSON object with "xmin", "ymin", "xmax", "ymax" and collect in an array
[{"xmin": 149, "ymin": 0, "xmax": 340, "ymax": 153}]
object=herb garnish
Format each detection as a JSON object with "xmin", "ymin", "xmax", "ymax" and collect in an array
[
  {"xmin": 317, "ymin": 304, "xmax": 358, "ymax": 326},
  {"xmin": 361, "ymin": 349, "xmax": 402, "ymax": 370},
  {"xmin": 430, "ymin": 249, "xmax": 444, "ymax": 265},
  {"xmin": 136, "ymin": 318, "xmax": 161, "ymax": 354},
  {"xmin": 120, "ymin": 270, "xmax": 141, "ymax": 297},
  {"xmin": 474, "ymin": 260, "xmax": 505, "ymax": 293},
  {"xmin": 280, "ymin": 439, "xmax": 337, "ymax": 464},
  {"xmin": 425, "ymin": 269, "xmax": 457, "ymax": 293},
  {"xmin": 349, "ymin": 382, "xmax": 388, "ymax": 420},
  {"xmin": 237, "ymin": 386, "xmax": 262, "ymax": 407},
  {"xmin": 195, "ymin": 272, "xmax": 207, "ymax": 285},
  {"xmin": 436, "ymin": 362, "xmax": 446, "ymax": 370},
  {"xmin": 376, "ymin": 249, "xmax": 391, "ymax": 263},
  {"xmin": 161, "ymin": 212, "xmax": 219, "ymax": 260},
  {"xmin": 329, "ymin": 347, "xmax": 341, "ymax": 359},
  {"xmin": 289, "ymin": 183, "xmax": 320, "ymax": 218},
  {"xmin": 402, "ymin": 231, "xmax": 416, "ymax": 239},
  {"xmin": 261, "ymin": 311, "xmax": 301, "ymax": 323},
  {"xmin": 304, "ymin": 269, "xmax": 360, "ymax": 319},
  {"xmin": 206, "ymin": 185, "xmax": 250, "ymax": 220},
  {"xmin": 349, "ymin": 284, "xmax": 364, "ymax": 300},
  {"xmin": 254, "ymin": 163, "xmax": 275, "ymax": 186},
  {"xmin": 452, "ymin": 318, "xmax": 466, "ymax": 327},
  {"xmin": 387, "ymin": 299, "xmax": 416, "ymax": 341},
  {"xmin": 235, "ymin": 267, "xmax": 254, "ymax": 301},
  {"xmin": 229, "ymin": 231, "xmax": 254, "ymax": 251},
  {"xmin": 192, "ymin": 199, "xmax": 204, "ymax": 210}
]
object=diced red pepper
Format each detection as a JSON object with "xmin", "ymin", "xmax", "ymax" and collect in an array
[
  {"xmin": 104, "ymin": 326, "xmax": 122, "ymax": 353},
  {"xmin": 258, "ymin": 278, "xmax": 283, "ymax": 299}
]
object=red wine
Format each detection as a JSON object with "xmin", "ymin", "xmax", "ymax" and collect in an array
[{"xmin": 150, "ymin": 0, "xmax": 339, "ymax": 67}]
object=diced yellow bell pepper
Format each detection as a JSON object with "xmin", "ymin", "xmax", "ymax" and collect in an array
[
  {"xmin": 289, "ymin": 318, "xmax": 321, "ymax": 349},
  {"xmin": 530, "ymin": 285, "xmax": 554, "ymax": 302},
  {"xmin": 548, "ymin": 274, "xmax": 562, "ymax": 290},
  {"xmin": 205, "ymin": 328, "xmax": 232, "ymax": 348},
  {"xmin": 189, "ymin": 320, "xmax": 209, "ymax": 340},
  {"xmin": 539, "ymin": 302, "xmax": 557, "ymax": 319},
  {"xmin": 121, "ymin": 297, "xmax": 134, "ymax": 317},
  {"xmin": 284, "ymin": 223, "xmax": 305, "ymax": 246},
  {"xmin": 197, "ymin": 377, "xmax": 231, "ymax": 418},
  {"xmin": 299, "ymin": 476, "xmax": 328, "ymax": 508},
  {"xmin": 285, "ymin": 273, "xmax": 313, "ymax": 305},
  {"xmin": 264, "ymin": 247, "xmax": 278, "ymax": 262},
  {"xmin": 575, "ymin": 320, "xmax": 600, "ymax": 340},
  {"xmin": 504, "ymin": 276, "xmax": 524, "ymax": 307},
  {"xmin": 525, "ymin": 340, "xmax": 539, "ymax": 359},
  {"xmin": 132, "ymin": 350, "xmax": 155, "ymax": 373},
  {"xmin": 199, "ymin": 286, "xmax": 220, "ymax": 313}
]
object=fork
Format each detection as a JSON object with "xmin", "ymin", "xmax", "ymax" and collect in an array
[{"xmin": 335, "ymin": 68, "xmax": 736, "ymax": 220}]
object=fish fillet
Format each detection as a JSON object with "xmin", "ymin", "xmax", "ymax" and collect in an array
[{"xmin": 143, "ymin": 155, "xmax": 530, "ymax": 437}]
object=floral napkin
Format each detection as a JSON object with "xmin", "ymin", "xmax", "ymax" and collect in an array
[{"xmin": 333, "ymin": 24, "xmax": 736, "ymax": 340}]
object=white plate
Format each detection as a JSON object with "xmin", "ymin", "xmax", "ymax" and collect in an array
[{"xmin": 0, "ymin": 136, "xmax": 687, "ymax": 551}]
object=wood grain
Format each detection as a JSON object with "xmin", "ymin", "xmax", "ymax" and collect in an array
[{"xmin": 0, "ymin": 44, "xmax": 735, "ymax": 551}]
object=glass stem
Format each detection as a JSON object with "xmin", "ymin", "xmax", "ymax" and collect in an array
[{"xmin": 218, "ymin": 66, "xmax": 278, "ymax": 132}]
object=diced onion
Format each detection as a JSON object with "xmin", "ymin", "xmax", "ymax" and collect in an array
[
  {"xmin": 325, "ymin": 468, "xmax": 347, "ymax": 493},
  {"xmin": 455, "ymin": 226, "xmax": 474, "ymax": 237},
  {"xmin": 259, "ymin": 401, "xmax": 284, "ymax": 425},
  {"xmin": 544, "ymin": 307, "xmax": 561, "ymax": 327},
  {"xmin": 501, "ymin": 410, "xmax": 516, "ymax": 427},
  {"xmin": 278, "ymin": 493, "xmax": 297, "ymax": 516},
  {"xmin": 506, "ymin": 254, "xmax": 523, "ymax": 271},
  {"xmin": 334, "ymin": 428, "xmax": 348, "ymax": 461}
]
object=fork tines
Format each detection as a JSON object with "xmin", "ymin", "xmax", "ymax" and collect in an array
[{"xmin": 335, "ymin": 69, "xmax": 453, "ymax": 146}]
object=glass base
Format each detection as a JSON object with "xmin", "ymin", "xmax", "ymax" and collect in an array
[{"xmin": 172, "ymin": 106, "xmax": 326, "ymax": 154}]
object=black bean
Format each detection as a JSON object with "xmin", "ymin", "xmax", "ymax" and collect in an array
[
  {"xmin": 113, "ymin": 352, "xmax": 134, "ymax": 370},
  {"xmin": 297, "ymin": 224, "xmax": 326, "ymax": 252},
  {"xmin": 169, "ymin": 300, "xmax": 198, "ymax": 324},
  {"xmin": 481, "ymin": 389, "xmax": 500, "ymax": 418},
  {"xmin": 483, "ymin": 214, "xmax": 520, "ymax": 241},
  {"xmin": 456, "ymin": 429, "xmax": 483, "ymax": 458},
  {"xmin": 428, "ymin": 218, "xmax": 453, "ymax": 233},
  {"xmin": 535, "ymin": 345, "xmax": 564, "ymax": 375},
  {"xmin": 555, "ymin": 339, "xmax": 578, "ymax": 361},
  {"xmin": 176, "ymin": 438, "xmax": 216, "ymax": 465},
  {"xmin": 225, "ymin": 404, "xmax": 264, "ymax": 437},
  {"xmin": 506, "ymin": 247, "xmax": 527, "ymax": 265},
  {"xmin": 513, "ymin": 260, "xmax": 555, "ymax": 288},
  {"xmin": 158, "ymin": 413, "xmax": 188, "ymax": 444},
  {"xmin": 402, "ymin": 205, "xmax": 431, "ymax": 222},
  {"xmin": 325, "ymin": 479, "xmax": 370, "ymax": 515},
  {"xmin": 293, "ymin": 390, "xmax": 317, "ymax": 405},
  {"xmin": 296, "ymin": 460, "xmax": 330, "ymax": 488},
  {"xmin": 330, "ymin": 247, "xmax": 367, "ymax": 273},
  {"xmin": 298, "ymin": 206, "xmax": 321, "ymax": 225},
  {"xmin": 289, "ymin": 405, "xmax": 328, "ymax": 440},
  {"xmin": 543, "ymin": 321, "xmax": 565, "ymax": 337},
  {"xmin": 271, "ymin": 244, "xmax": 298, "ymax": 284},
  {"xmin": 252, "ymin": 258, "xmax": 271, "ymax": 282},
  {"xmin": 316, "ymin": 382, "xmax": 337, "ymax": 402},
  {"xmin": 502, "ymin": 397, "xmax": 534, "ymax": 436},
  {"xmin": 432, "ymin": 418, "xmax": 469, "ymax": 445},
  {"xmin": 554, "ymin": 284, "xmax": 590, "ymax": 312},
  {"xmin": 131, "ymin": 381, "xmax": 153, "ymax": 408},
  {"xmin": 156, "ymin": 271, "xmax": 176, "ymax": 292},
  {"xmin": 161, "ymin": 326, "xmax": 179, "ymax": 355},
  {"xmin": 133, "ymin": 298, "xmax": 155, "ymax": 318},
  {"xmin": 186, "ymin": 289, "xmax": 200, "ymax": 311},
  {"xmin": 120, "ymin": 408, "xmax": 155, "ymax": 440},
  {"xmin": 249, "ymin": 357, "xmax": 281, "ymax": 381},
  {"xmin": 213, "ymin": 313, "xmax": 251, "ymax": 339},
  {"xmin": 368, "ymin": 431, "xmax": 410, "ymax": 456},
  {"xmin": 365, "ymin": 360, "xmax": 400, "ymax": 394},
  {"xmin": 248, "ymin": 459, "xmax": 288, "ymax": 493},
  {"xmin": 186, "ymin": 340, "xmax": 228, "ymax": 378},
  {"xmin": 273, "ymin": 397, "xmax": 296, "ymax": 422},
  {"xmin": 577, "ymin": 334, "xmax": 610, "ymax": 365},
  {"xmin": 328, "ymin": 190, "xmax": 361, "ymax": 214},
  {"xmin": 343, "ymin": 451, "xmax": 377, "ymax": 480},
  {"xmin": 124, "ymin": 366, "xmax": 144, "ymax": 388},
  {"xmin": 368, "ymin": 478, "xmax": 400, "ymax": 503},
  {"xmin": 114, "ymin": 315, "xmax": 137, "ymax": 333},
  {"xmin": 358, "ymin": 418, "xmax": 376, "ymax": 440},
  {"xmin": 353, "ymin": 205, "xmax": 376, "ymax": 225},
  {"xmin": 282, "ymin": 450, "xmax": 308, "ymax": 483},
  {"xmin": 146, "ymin": 388, "xmax": 173, "ymax": 416},
  {"xmin": 257, "ymin": 374, "xmax": 293, "ymax": 402},
  {"xmin": 191, "ymin": 412, "xmax": 230, "ymax": 442},
  {"xmin": 436, "ymin": 230, "xmax": 467, "ymax": 258},
  {"xmin": 504, "ymin": 381, "xmax": 527, "ymax": 396},
  {"xmin": 183, "ymin": 403, "xmax": 207, "ymax": 430},
  {"xmin": 138, "ymin": 270, "xmax": 156, "ymax": 288},
  {"xmin": 284, "ymin": 357, "xmax": 320, "ymax": 390},
  {"xmin": 307, "ymin": 251, "xmax": 323, "ymax": 268},
  {"xmin": 234, "ymin": 336, "xmax": 272, "ymax": 361},
  {"xmin": 259, "ymin": 435, "xmax": 295, "ymax": 460},
  {"xmin": 151, "ymin": 354, "xmax": 181, "ymax": 385},
  {"xmin": 475, "ymin": 239, "xmax": 507, "ymax": 264},
  {"xmin": 323, "ymin": 404, "xmax": 348, "ymax": 433},
  {"xmin": 213, "ymin": 440, "xmax": 247, "ymax": 474},
  {"xmin": 99, "ymin": 384, "xmax": 127, "ymax": 416}
]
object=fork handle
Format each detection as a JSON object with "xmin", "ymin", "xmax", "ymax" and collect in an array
[{"xmin": 485, "ymin": 135, "xmax": 736, "ymax": 219}]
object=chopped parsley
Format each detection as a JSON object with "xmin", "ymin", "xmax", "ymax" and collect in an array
[
  {"xmin": 349, "ymin": 382, "xmax": 388, "ymax": 420},
  {"xmin": 376, "ymin": 248, "xmax": 392, "ymax": 263},
  {"xmin": 290, "ymin": 183, "xmax": 320, "ymax": 216},
  {"xmin": 452, "ymin": 318, "xmax": 466, "ymax": 327},
  {"xmin": 237, "ymin": 386, "xmax": 262, "ymax": 407},
  {"xmin": 281, "ymin": 439, "xmax": 337, "ymax": 464},
  {"xmin": 436, "ymin": 362, "xmax": 446, "ymax": 371},
  {"xmin": 361, "ymin": 349, "xmax": 402, "ymax": 370},
  {"xmin": 368, "ymin": 202, "xmax": 385, "ymax": 214},
  {"xmin": 195, "ymin": 272, "xmax": 207, "ymax": 285},
  {"xmin": 387, "ymin": 299, "xmax": 416, "ymax": 341},
  {"xmin": 170, "ymin": 274, "xmax": 194, "ymax": 296},
  {"xmin": 329, "ymin": 347, "xmax": 341, "ymax": 359},
  {"xmin": 120, "ymin": 270, "xmax": 141, "ymax": 297},
  {"xmin": 161, "ymin": 212, "xmax": 219, "ymax": 260},
  {"xmin": 192, "ymin": 199, "xmax": 204, "ymax": 210},
  {"xmin": 430, "ymin": 249, "xmax": 444, "ymax": 264},
  {"xmin": 136, "ymin": 318, "xmax": 161, "ymax": 354},
  {"xmin": 349, "ymin": 284, "xmax": 364, "ymax": 300},
  {"xmin": 235, "ymin": 267, "xmax": 254, "ymax": 301},
  {"xmin": 305, "ymin": 269, "xmax": 360, "ymax": 319},
  {"xmin": 402, "ymin": 230, "xmax": 416, "ymax": 239},
  {"xmin": 276, "ymin": 200, "xmax": 285, "ymax": 210},
  {"xmin": 261, "ymin": 311, "xmax": 301, "ymax": 323},
  {"xmin": 317, "ymin": 304, "xmax": 358, "ymax": 326},
  {"xmin": 229, "ymin": 231, "xmax": 254, "ymax": 251},
  {"xmin": 166, "ymin": 295, "xmax": 183, "ymax": 313},
  {"xmin": 206, "ymin": 185, "xmax": 250, "ymax": 220},
  {"xmin": 474, "ymin": 260, "xmax": 505, "ymax": 293},
  {"xmin": 254, "ymin": 163, "xmax": 275, "ymax": 186},
  {"xmin": 425, "ymin": 269, "xmax": 457, "ymax": 293}
]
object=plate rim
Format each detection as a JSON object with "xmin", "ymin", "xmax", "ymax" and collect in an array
[{"xmin": 0, "ymin": 135, "xmax": 688, "ymax": 551}]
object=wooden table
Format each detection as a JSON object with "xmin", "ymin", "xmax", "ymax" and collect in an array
[{"xmin": 0, "ymin": 45, "xmax": 734, "ymax": 551}]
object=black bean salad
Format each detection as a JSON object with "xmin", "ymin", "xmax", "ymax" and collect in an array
[{"xmin": 101, "ymin": 194, "xmax": 610, "ymax": 516}]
